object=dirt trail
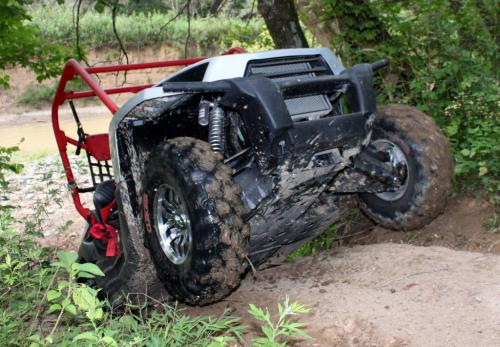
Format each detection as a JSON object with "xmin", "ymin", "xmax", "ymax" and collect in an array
[
  {"xmin": 186, "ymin": 196, "xmax": 499, "ymax": 346},
  {"xmin": 3, "ymin": 157, "xmax": 499, "ymax": 346},
  {"xmin": 189, "ymin": 244, "xmax": 500, "ymax": 346},
  {"xmin": 349, "ymin": 196, "xmax": 500, "ymax": 254}
]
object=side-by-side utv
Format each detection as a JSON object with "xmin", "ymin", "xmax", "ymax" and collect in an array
[{"xmin": 52, "ymin": 47, "xmax": 453, "ymax": 305}]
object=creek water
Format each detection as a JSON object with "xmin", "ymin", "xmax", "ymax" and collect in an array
[{"xmin": 0, "ymin": 114, "xmax": 111, "ymax": 154}]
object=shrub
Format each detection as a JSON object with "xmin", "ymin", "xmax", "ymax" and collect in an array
[
  {"xmin": 29, "ymin": 4, "xmax": 263, "ymax": 55},
  {"xmin": 17, "ymin": 78, "xmax": 98, "ymax": 108},
  {"xmin": 320, "ymin": 0, "xmax": 499, "ymax": 194},
  {"xmin": 16, "ymin": 83, "xmax": 56, "ymax": 108},
  {"xmin": 0, "ymin": 146, "xmax": 23, "ymax": 190}
]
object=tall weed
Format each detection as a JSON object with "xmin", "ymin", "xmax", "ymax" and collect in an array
[{"xmin": 29, "ymin": 5, "xmax": 263, "ymax": 54}]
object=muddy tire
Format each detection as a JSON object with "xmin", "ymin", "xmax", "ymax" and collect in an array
[
  {"xmin": 358, "ymin": 104, "xmax": 454, "ymax": 230},
  {"xmin": 142, "ymin": 137, "xmax": 249, "ymax": 305}
]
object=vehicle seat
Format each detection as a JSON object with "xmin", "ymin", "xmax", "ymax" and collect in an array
[{"xmin": 93, "ymin": 179, "xmax": 116, "ymax": 222}]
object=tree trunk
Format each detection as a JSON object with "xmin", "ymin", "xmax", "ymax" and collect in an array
[
  {"xmin": 210, "ymin": 0, "xmax": 225, "ymax": 15},
  {"xmin": 257, "ymin": 0, "xmax": 309, "ymax": 48},
  {"xmin": 297, "ymin": 0, "xmax": 389, "ymax": 49},
  {"xmin": 295, "ymin": 0, "xmax": 340, "ymax": 47}
]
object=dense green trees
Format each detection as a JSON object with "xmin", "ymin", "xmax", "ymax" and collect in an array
[{"xmin": 300, "ymin": 0, "xmax": 498, "ymax": 193}]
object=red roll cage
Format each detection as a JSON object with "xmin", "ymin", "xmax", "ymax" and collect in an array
[{"xmin": 52, "ymin": 47, "xmax": 246, "ymax": 220}]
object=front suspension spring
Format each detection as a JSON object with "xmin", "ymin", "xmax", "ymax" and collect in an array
[{"xmin": 208, "ymin": 106, "xmax": 225, "ymax": 154}]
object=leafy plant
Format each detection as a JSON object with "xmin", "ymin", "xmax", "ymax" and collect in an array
[
  {"xmin": 249, "ymin": 296, "xmax": 311, "ymax": 347},
  {"xmin": 0, "ymin": 209, "xmax": 54, "ymax": 346},
  {"xmin": 318, "ymin": 0, "xmax": 499, "ymax": 194},
  {"xmin": 0, "ymin": 0, "xmax": 69, "ymax": 88},
  {"xmin": 42, "ymin": 251, "xmax": 108, "ymax": 344},
  {"xmin": 0, "ymin": 146, "xmax": 23, "ymax": 189},
  {"xmin": 29, "ymin": 3, "xmax": 263, "ymax": 55}
]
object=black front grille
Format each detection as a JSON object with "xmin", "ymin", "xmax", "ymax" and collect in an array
[{"xmin": 245, "ymin": 56, "xmax": 334, "ymax": 122}]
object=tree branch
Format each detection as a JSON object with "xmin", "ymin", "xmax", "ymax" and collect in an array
[
  {"xmin": 160, "ymin": 1, "xmax": 189, "ymax": 31},
  {"xmin": 74, "ymin": 0, "xmax": 90, "ymax": 66},
  {"xmin": 184, "ymin": 0, "xmax": 191, "ymax": 58},
  {"xmin": 246, "ymin": 0, "xmax": 256, "ymax": 27},
  {"xmin": 111, "ymin": 2, "xmax": 129, "ymax": 85},
  {"xmin": 210, "ymin": 0, "xmax": 226, "ymax": 16}
]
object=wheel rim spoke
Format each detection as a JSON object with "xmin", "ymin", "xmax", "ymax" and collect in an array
[
  {"xmin": 372, "ymin": 139, "xmax": 410, "ymax": 201},
  {"xmin": 154, "ymin": 184, "xmax": 192, "ymax": 264}
]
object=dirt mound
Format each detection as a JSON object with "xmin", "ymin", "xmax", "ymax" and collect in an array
[
  {"xmin": 188, "ymin": 243, "xmax": 500, "ymax": 346},
  {"xmin": 351, "ymin": 196, "xmax": 500, "ymax": 254},
  {"xmin": 4, "ymin": 158, "xmax": 499, "ymax": 346}
]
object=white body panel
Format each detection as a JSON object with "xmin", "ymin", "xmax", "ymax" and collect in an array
[
  {"xmin": 110, "ymin": 48, "xmax": 345, "ymax": 179},
  {"xmin": 160, "ymin": 48, "xmax": 344, "ymax": 83}
]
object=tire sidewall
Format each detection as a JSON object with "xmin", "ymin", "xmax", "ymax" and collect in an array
[
  {"xmin": 143, "ymin": 152, "xmax": 216, "ymax": 293},
  {"xmin": 141, "ymin": 139, "xmax": 248, "ymax": 304}
]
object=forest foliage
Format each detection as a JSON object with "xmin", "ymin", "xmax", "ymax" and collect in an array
[
  {"xmin": 30, "ymin": 4, "xmax": 262, "ymax": 53},
  {"xmin": 310, "ymin": 0, "xmax": 499, "ymax": 195},
  {"xmin": 0, "ymin": 0, "xmax": 70, "ymax": 88}
]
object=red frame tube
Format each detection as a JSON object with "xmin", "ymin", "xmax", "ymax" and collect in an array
[{"xmin": 52, "ymin": 48, "xmax": 245, "ymax": 219}]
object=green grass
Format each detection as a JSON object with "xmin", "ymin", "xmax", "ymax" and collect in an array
[
  {"xmin": 11, "ymin": 150, "xmax": 50, "ymax": 164},
  {"xmin": 17, "ymin": 78, "xmax": 98, "ymax": 108},
  {"xmin": 288, "ymin": 210, "xmax": 364, "ymax": 261},
  {"xmin": 288, "ymin": 224, "xmax": 339, "ymax": 262},
  {"xmin": 16, "ymin": 83, "xmax": 56, "ymax": 108},
  {"xmin": 29, "ymin": 4, "xmax": 263, "ymax": 54}
]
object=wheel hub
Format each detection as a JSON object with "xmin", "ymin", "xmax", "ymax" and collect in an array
[
  {"xmin": 372, "ymin": 139, "xmax": 409, "ymax": 201},
  {"xmin": 153, "ymin": 184, "xmax": 192, "ymax": 265}
]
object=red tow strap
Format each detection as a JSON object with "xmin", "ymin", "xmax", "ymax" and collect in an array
[{"xmin": 88, "ymin": 200, "xmax": 121, "ymax": 257}]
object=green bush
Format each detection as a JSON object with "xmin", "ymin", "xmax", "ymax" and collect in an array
[
  {"xmin": 29, "ymin": 4, "xmax": 263, "ymax": 54},
  {"xmin": 16, "ymin": 83, "xmax": 56, "ymax": 108},
  {"xmin": 17, "ymin": 78, "xmax": 98, "ymax": 108},
  {"xmin": 0, "ymin": 146, "xmax": 23, "ymax": 190},
  {"xmin": 321, "ymin": 0, "xmax": 499, "ymax": 195}
]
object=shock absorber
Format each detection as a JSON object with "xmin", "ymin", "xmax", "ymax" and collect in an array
[{"xmin": 208, "ymin": 104, "xmax": 225, "ymax": 154}]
